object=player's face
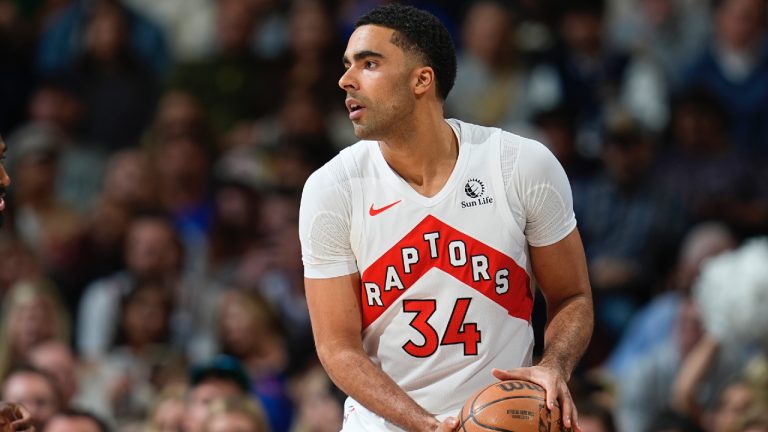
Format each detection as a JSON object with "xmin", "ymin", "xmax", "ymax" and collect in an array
[
  {"xmin": 339, "ymin": 25, "xmax": 418, "ymax": 140},
  {"xmin": 0, "ymin": 137, "xmax": 10, "ymax": 227}
]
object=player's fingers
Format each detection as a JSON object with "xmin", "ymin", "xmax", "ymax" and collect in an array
[
  {"xmin": 558, "ymin": 382, "xmax": 578, "ymax": 431},
  {"xmin": 491, "ymin": 367, "xmax": 530, "ymax": 381},
  {"xmin": 492, "ymin": 368, "xmax": 560, "ymax": 411},
  {"xmin": 437, "ymin": 416, "xmax": 459, "ymax": 431}
]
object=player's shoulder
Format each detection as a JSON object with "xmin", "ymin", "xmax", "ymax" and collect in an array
[
  {"xmin": 454, "ymin": 119, "xmax": 556, "ymax": 167},
  {"xmin": 303, "ymin": 140, "xmax": 374, "ymax": 194},
  {"xmin": 453, "ymin": 119, "xmax": 545, "ymax": 151}
]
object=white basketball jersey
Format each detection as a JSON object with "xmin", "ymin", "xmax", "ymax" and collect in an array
[{"xmin": 299, "ymin": 119, "xmax": 576, "ymax": 431}]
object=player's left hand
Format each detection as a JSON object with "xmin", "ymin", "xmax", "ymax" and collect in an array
[{"xmin": 492, "ymin": 366, "xmax": 578, "ymax": 432}]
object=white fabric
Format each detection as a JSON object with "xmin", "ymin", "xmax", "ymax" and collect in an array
[{"xmin": 299, "ymin": 119, "xmax": 576, "ymax": 430}]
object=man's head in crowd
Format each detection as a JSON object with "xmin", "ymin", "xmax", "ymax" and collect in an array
[
  {"xmin": 43, "ymin": 409, "xmax": 109, "ymax": 432},
  {"xmin": 184, "ymin": 355, "xmax": 250, "ymax": 432},
  {"xmin": 1, "ymin": 365, "xmax": 62, "ymax": 430}
]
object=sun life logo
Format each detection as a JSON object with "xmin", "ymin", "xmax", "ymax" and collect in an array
[
  {"xmin": 461, "ymin": 178, "xmax": 493, "ymax": 208},
  {"xmin": 464, "ymin": 178, "xmax": 485, "ymax": 198}
]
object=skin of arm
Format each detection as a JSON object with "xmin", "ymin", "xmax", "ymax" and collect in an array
[
  {"xmin": 305, "ymin": 273, "xmax": 458, "ymax": 432},
  {"xmin": 492, "ymin": 228, "xmax": 593, "ymax": 431},
  {"xmin": 670, "ymin": 334, "xmax": 719, "ymax": 421}
]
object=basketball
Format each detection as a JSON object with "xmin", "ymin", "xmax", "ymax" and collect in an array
[{"xmin": 458, "ymin": 380, "xmax": 567, "ymax": 432}]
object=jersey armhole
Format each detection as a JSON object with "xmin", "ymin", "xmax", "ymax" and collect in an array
[
  {"xmin": 494, "ymin": 131, "xmax": 526, "ymax": 242},
  {"xmin": 344, "ymin": 147, "xmax": 364, "ymax": 267}
]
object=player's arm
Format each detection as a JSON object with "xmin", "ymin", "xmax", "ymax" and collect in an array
[
  {"xmin": 306, "ymin": 273, "xmax": 458, "ymax": 432},
  {"xmin": 492, "ymin": 228, "xmax": 593, "ymax": 431},
  {"xmin": 493, "ymin": 137, "xmax": 593, "ymax": 431}
]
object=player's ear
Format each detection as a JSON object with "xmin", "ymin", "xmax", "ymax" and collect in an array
[{"xmin": 413, "ymin": 66, "xmax": 435, "ymax": 96}]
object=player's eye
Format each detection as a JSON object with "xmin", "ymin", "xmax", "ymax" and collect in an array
[{"xmin": 365, "ymin": 61, "xmax": 376, "ymax": 69}]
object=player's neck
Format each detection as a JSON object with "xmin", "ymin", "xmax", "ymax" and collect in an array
[{"xmin": 378, "ymin": 112, "xmax": 458, "ymax": 198}]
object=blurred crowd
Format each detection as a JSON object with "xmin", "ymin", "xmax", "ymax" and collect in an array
[{"xmin": 0, "ymin": 0, "xmax": 767, "ymax": 431}]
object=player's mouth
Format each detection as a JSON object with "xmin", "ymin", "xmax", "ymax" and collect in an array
[
  {"xmin": 346, "ymin": 98, "xmax": 366, "ymax": 121},
  {"xmin": 0, "ymin": 192, "xmax": 5, "ymax": 212}
]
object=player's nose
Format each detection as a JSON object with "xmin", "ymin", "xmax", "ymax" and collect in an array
[{"xmin": 339, "ymin": 67, "xmax": 358, "ymax": 91}]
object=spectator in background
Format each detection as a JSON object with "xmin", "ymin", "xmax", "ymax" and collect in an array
[
  {"xmin": 98, "ymin": 280, "xmax": 183, "ymax": 427},
  {"xmin": 270, "ymin": 135, "xmax": 335, "ymax": 193},
  {"xmin": 655, "ymin": 88, "xmax": 768, "ymax": 235},
  {"xmin": 606, "ymin": 0, "xmax": 711, "ymax": 87},
  {"xmin": 168, "ymin": 0, "xmax": 280, "ymax": 134},
  {"xmin": 25, "ymin": 82, "xmax": 108, "ymax": 214},
  {"xmin": 204, "ymin": 180, "xmax": 263, "ymax": 287},
  {"xmin": 0, "ymin": 237, "xmax": 42, "ymax": 298},
  {"xmin": 64, "ymin": 0, "xmax": 158, "ymax": 151},
  {"xmin": 528, "ymin": 0, "xmax": 668, "ymax": 157},
  {"xmin": 532, "ymin": 106, "xmax": 600, "ymax": 181},
  {"xmin": 59, "ymin": 148, "xmax": 157, "ymax": 314},
  {"xmin": 216, "ymin": 90, "xmax": 342, "ymax": 183},
  {"xmin": 1, "ymin": 365, "xmax": 62, "ymax": 430},
  {"xmin": 682, "ymin": 0, "xmax": 768, "ymax": 156},
  {"xmin": 26, "ymin": 341, "xmax": 79, "ymax": 409},
  {"xmin": 202, "ymin": 396, "xmax": 271, "ymax": 432},
  {"xmin": 36, "ymin": 0, "xmax": 170, "ymax": 77},
  {"xmin": 573, "ymin": 111, "xmax": 686, "ymax": 354},
  {"xmin": 605, "ymin": 222, "xmax": 736, "ymax": 377},
  {"xmin": 98, "ymin": 149, "xmax": 157, "ymax": 217},
  {"xmin": 43, "ymin": 409, "xmax": 109, "ymax": 432},
  {"xmin": 184, "ymin": 355, "xmax": 251, "ymax": 432},
  {"xmin": 253, "ymin": 218, "xmax": 313, "ymax": 371},
  {"xmin": 6, "ymin": 125, "xmax": 83, "ymax": 277},
  {"xmin": 707, "ymin": 377, "xmax": 762, "ymax": 432},
  {"xmin": 216, "ymin": 290, "xmax": 293, "ymax": 432},
  {"xmin": 0, "ymin": 277, "xmax": 70, "ymax": 380},
  {"xmin": 276, "ymin": 0, "xmax": 343, "ymax": 102},
  {"xmin": 145, "ymin": 386, "xmax": 186, "ymax": 432},
  {"xmin": 151, "ymin": 132, "xmax": 214, "ymax": 273},
  {"xmin": 288, "ymin": 366, "xmax": 343, "ymax": 432},
  {"xmin": 446, "ymin": 0, "xmax": 532, "ymax": 128},
  {"xmin": 142, "ymin": 90, "xmax": 214, "ymax": 152},
  {"xmin": 120, "ymin": 0, "xmax": 216, "ymax": 61},
  {"xmin": 77, "ymin": 215, "xmax": 182, "ymax": 360},
  {"xmin": 616, "ymin": 297, "xmax": 707, "ymax": 432},
  {"xmin": 26, "ymin": 338, "xmax": 115, "ymax": 423},
  {"xmin": 26, "ymin": 81, "xmax": 83, "ymax": 140}
]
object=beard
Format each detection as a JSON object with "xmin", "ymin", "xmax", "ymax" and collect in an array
[{"xmin": 349, "ymin": 79, "xmax": 415, "ymax": 140}]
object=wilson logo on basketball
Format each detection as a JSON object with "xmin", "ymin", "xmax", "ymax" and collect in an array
[
  {"xmin": 459, "ymin": 379, "xmax": 565, "ymax": 432},
  {"xmin": 462, "ymin": 178, "xmax": 493, "ymax": 208}
]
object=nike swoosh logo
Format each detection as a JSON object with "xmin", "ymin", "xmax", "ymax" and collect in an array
[{"xmin": 369, "ymin": 200, "xmax": 401, "ymax": 216}]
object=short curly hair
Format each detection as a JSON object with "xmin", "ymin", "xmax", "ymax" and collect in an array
[{"xmin": 356, "ymin": 4, "xmax": 457, "ymax": 101}]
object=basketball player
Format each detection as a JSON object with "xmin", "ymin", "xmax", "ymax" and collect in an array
[
  {"xmin": 0, "ymin": 135, "xmax": 35, "ymax": 432},
  {"xmin": 298, "ymin": 5, "xmax": 593, "ymax": 432}
]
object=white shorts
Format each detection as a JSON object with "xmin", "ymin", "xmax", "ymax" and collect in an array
[{"xmin": 340, "ymin": 398, "xmax": 456, "ymax": 432}]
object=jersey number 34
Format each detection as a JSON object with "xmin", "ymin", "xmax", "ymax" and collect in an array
[{"xmin": 402, "ymin": 298, "xmax": 481, "ymax": 357}]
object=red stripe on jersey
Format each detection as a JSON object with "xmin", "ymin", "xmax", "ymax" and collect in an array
[{"xmin": 360, "ymin": 215, "xmax": 532, "ymax": 330}]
